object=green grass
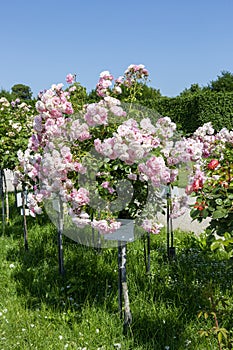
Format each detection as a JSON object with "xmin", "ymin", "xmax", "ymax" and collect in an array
[{"xmin": 0, "ymin": 195, "xmax": 233, "ymax": 349}]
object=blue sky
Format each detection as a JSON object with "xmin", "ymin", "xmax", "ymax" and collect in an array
[{"xmin": 1, "ymin": 0, "xmax": 233, "ymax": 97}]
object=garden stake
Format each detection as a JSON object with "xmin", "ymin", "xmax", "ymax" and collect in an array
[
  {"xmin": 57, "ymin": 197, "xmax": 65, "ymax": 275},
  {"xmin": 117, "ymin": 242, "xmax": 123, "ymax": 318},
  {"xmin": 166, "ymin": 188, "xmax": 170, "ymax": 258},
  {"xmin": 0, "ymin": 169, "xmax": 5, "ymax": 235},
  {"xmin": 118, "ymin": 241, "xmax": 132, "ymax": 332},
  {"xmin": 147, "ymin": 232, "xmax": 151, "ymax": 272},
  {"xmin": 3, "ymin": 170, "xmax": 9, "ymax": 225},
  {"xmin": 143, "ymin": 233, "xmax": 151, "ymax": 273},
  {"xmin": 169, "ymin": 206, "xmax": 176, "ymax": 258},
  {"xmin": 21, "ymin": 185, "xmax": 29, "ymax": 250},
  {"xmin": 166, "ymin": 185, "xmax": 176, "ymax": 259}
]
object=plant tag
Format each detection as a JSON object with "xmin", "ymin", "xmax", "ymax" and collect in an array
[
  {"xmin": 17, "ymin": 193, "xmax": 22, "ymax": 207},
  {"xmin": 20, "ymin": 208, "xmax": 30, "ymax": 216}
]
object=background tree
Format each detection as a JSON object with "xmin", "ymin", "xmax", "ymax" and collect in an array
[
  {"xmin": 0, "ymin": 88, "xmax": 13, "ymax": 101},
  {"xmin": 11, "ymin": 84, "xmax": 33, "ymax": 100},
  {"xmin": 179, "ymin": 83, "xmax": 202, "ymax": 96},
  {"xmin": 207, "ymin": 71, "xmax": 233, "ymax": 92}
]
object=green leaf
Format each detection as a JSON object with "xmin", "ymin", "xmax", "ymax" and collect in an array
[
  {"xmin": 218, "ymin": 332, "xmax": 222, "ymax": 343},
  {"xmin": 211, "ymin": 241, "xmax": 223, "ymax": 251},
  {"xmin": 212, "ymin": 209, "xmax": 227, "ymax": 219}
]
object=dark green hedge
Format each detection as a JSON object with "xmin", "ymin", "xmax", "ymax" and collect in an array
[{"xmin": 142, "ymin": 92, "xmax": 233, "ymax": 134}]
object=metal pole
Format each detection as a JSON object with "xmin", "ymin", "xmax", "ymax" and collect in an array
[
  {"xmin": 0, "ymin": 169, "xmax": 5, "ymax": 235},
  {"xmin": 147, "ymin": 232, "xmax": 151, "ymax": 273},
  {"xmin": 120, "ymin": 242, "xmax": 132, "ymax": 332},
  {"xmin": 22, "ymin": 185, "xmax": 29, "ymax": 250},
  {"xmin": 166, "ymin": 188, "xmax": 170, "ymax": 258},
  {"xmin": 118, "ymin": 241, "xmax": 123, "ymax": 318},
  {"xmin": 3, "ymin": 170, "xmax": 9, "ymax": 225},
  {"xmin": 58, "ymin": 197, "xmax": 65, "ymax": 275}
]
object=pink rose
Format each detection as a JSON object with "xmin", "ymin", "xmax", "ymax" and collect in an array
[{"xmin": 66, "ymin": 73, "xmax": 75, "ymax": 84}]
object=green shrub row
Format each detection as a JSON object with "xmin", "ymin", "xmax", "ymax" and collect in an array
[{"xmin": 142, "ymin": 91, "xmax": 233, "ymax": 134}]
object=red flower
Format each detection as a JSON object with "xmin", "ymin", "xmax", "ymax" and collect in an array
[
  {"xmin": 208, "ymin": 159, "xmax": 219, "ymax": 170},
  {"xmin": 194, "ymin": 201, "xmax": 207, "ymax": 211},
  {"xmin": 192, "ymin": 179, "xmax": 203, "ymax": 192}
]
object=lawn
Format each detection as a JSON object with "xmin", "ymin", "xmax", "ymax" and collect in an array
[{"xmin": 0, "ymin": 195, "xmax": 233, "ymax": 349}]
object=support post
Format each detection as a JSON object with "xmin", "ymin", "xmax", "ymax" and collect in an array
[
  {"xmin": 147, "ymin": 232, "xmax": 151, "ymax": 273},
  {"xmin": 166, "ymin": 184, "xmax": 176, "ymax": 259},
  {"xmin": 118, "ymin": 241, "xmax": 132, "ymax": 332},
  {"xmin": 3, "ymin": 170, "xmax": 9, "ymax": 225},
  {"xmin": 58, "ymin": 197, "xmax": 65, "ymax": 275},
  {"xmin": 166, "ymin": 188, "xmax": 170, "ymax": 258},
  {"xmin": 143, "ymin": 233, "xmax": 151, "ymax": 274},
  {"xmin": 0, "ymin": 169, "xmax": 5, "ymax": 235},
  {"xmin": 21, "ymin": 185, "xmax": 29, "ymax": 250},
  {"xmin": 118, "ymin": 242, "xmax": 123, "ymax": 318}
]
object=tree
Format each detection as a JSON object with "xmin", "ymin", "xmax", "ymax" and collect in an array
[
  {"xmin": 207, "ymin": 71, "xmax": 233, "ymax": 92},
  {"xmin": 0, "ymin": 88, "xmax": 13, "ymax": 101},
  {"xmin": 11, "ymin": 84, "xmax": 33, "ymax": 100},
  {"xmin": 180, "ymin": 83, "xmax": 202, "ymax": 96}
]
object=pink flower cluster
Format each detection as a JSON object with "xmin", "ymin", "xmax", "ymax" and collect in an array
[
  {"xmin": 124, "ymin": 64, "xmax": 149, "ymax": 87},
  {"xmin": 185, "ymin": 122, "xmax": 233, "ymax": 194},
  {"xmin": 94, "ymin": 118, "xmax": 159, "ymax": 164},
  {"xmin": 91, "ymin": 218, "xmax": 121, "ymax": 235},
  {"xmin": 101, "ymin": 181, "xmax": 115, "ymax": 194},
  {"xmin": 141, "ymin": 219, "xmax": 163, "ymax": 234},
  {"xmin": 84, "ymin": 96, "xmax": 126, "ymax": 127},
  {"xmin": 138, "ymin": 156, "xmax": 178, "ymax": 187},
  {"xmin": 66, "ymin": 73, "xmax": 75, "ymax": 84},
  {"xmin": 170, "ymin": 195, "xmax": 189, "ymax": 219},
  {"xmin": 96, "ymin": 64, "xmax": 149, "ymax": 97},
  {"xmin": 16, "ymin": 65, "xmax": 209, "ymax": 236},
  {"xmin": 16, "ymin": 82, "xmax": 92, "ymax": 222},
  {"xmin": 96, "ymin": 71, "xmax": 114, "ymax": 97}
]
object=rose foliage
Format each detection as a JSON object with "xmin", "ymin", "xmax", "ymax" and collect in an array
[{"xmin": 187, "ymin": 122, "xmax": 233, "ymax": 237}]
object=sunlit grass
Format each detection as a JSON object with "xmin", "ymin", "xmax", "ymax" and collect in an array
[{"xmin": 0, "ymin": 194, "xmax": 233, "ymax": 349}]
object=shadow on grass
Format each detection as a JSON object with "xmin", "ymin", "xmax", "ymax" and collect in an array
[
  {"xmin": 6, "ymin": 215, "xmax": 119, "ymax": 313},
  {"xmin": 3, "ymin": 202, "xmax": 233, "ymax": 349}
]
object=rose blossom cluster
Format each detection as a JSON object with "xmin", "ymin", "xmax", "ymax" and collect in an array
[
  {"xmin": 96, "ymin": 70, "xmax": 114, "ymax": 97},
  {"xmin": 141, "ymin": 219, "xmax": 163, "ymax": 235},
  {"xmin": 138, "ymin": 156, "xmax": 178, "ymax": 187},
  {"xmin": 185, "ymin": 122, "xmax": 233, "ymax": 195},
  {"xmin": 14, "ymin": 83, "xmax": 92, "ymax": 221},
  {"xmin": 96, "ymin": 64, "xmax": 149, "ymax": 97},
  {"xmin": 15, "ymin": 66, "xmax": 202, "ymax": 236},
  {"xmin": 91, "ymin": 219, "xmax": 121, "ymax": 235},
  {"xmin": 84, "ymin": 96, "xmax": 126, "ymax": 127},
  {"xmin": 124, "ymin": 64, "xmax": 149, "ymax": 87},
  {"xmin": 94, "ymin": 118, "xmax": 160, "ymax": 165},
  {"xmin": 66, "ymin": 73, "xmax": 75, "ymax": 85}
]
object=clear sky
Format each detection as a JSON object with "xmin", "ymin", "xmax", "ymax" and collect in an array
[{"xmin": 1, "ymin": 0, "xmax": 233, "ymax": 97}]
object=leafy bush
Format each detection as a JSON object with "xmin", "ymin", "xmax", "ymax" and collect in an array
[{"xmin": 144, "ymin": 91, "xmax": 233, "ymax": 134}]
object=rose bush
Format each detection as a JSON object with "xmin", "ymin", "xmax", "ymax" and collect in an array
[
  {"xmin": 14, "ymin": 65, "xmax": 195, "ymax": 237},
  {"xmin": 187, "ymin": 123, "xmax": 233, "ymax": 236},
  {"xmin": 0, "ymin": 97, "xmax": 36, "ymax": 170}
]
